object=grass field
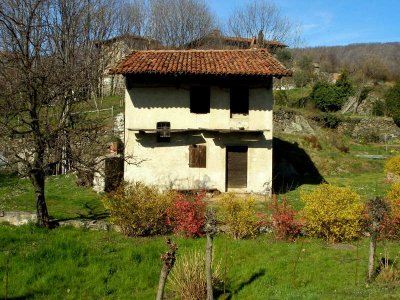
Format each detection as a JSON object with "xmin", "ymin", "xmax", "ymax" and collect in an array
[
  {"xmin": 0, "ymin": 173, "xmax": 106, "ymax": 221},
  {"xmin": 1, "ymin": 225, "xmax": 400, "ymax": 299}
]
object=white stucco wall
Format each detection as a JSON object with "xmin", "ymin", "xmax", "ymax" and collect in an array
[
  {"xmin": 125, "ymin": 85, "xmax": 273, "ymax": 131},
  {"xmin": 124, "ymin": 82, "xmax": 273, "ymax": 194}
]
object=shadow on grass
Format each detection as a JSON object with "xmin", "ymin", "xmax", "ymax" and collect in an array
[
  {"xmin": 273, "ymin": 137, "xmax": 325, "ymax": 194},
  {"xmin": 0, "ymin": 171, "xmax": 19, "ymax": 186},
  {"xmin": 217, "ymin": 269, "xmax": 266, "ymax": 299},
  {"xmin": 51, "ymin": 201, "xmax": 109, "ymax": 224}
]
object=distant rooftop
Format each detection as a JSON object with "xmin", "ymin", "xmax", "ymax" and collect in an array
[
  {"xmin": 185, "ymin": 30, "xmax": 288, "ymax": 50},
  {"xmin": 95, "ymin": 34, "xmax": 161, "ymax": 48}
]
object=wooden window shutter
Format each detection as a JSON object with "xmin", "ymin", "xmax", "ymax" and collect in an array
[{"xmin": 189, "ymin": 145, "xmax": 206, "ymax": 168}]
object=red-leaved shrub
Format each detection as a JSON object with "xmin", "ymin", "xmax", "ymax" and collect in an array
[
  {"xmin": 379, "ymin": 199, "xmax": 400, "ymax": 240},
  {"xmin": 167, "ymin": 192, "xmax": 206, "ymax": 237},
  {"xmin": 270, "ymin": 195, "xmax": 303, "ymax": 241}
]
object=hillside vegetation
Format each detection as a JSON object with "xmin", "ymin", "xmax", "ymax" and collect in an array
[{"xmin": 291, "ymin": 42, "xmax": 400, "ymax": 81}]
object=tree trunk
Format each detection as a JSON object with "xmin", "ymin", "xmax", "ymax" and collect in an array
[
  {"xmin": 156, "ymin": 264, "xmax": 169, "ymax": 300},
  {"xmin": 368, "ymin": 223, "xmax": 378, "ymax": 281},
  {"xmin": 206, "ymin": 233, "xmax": 214, "ymax": 300},
  {"xmin": 29, "ymin": 169, "xmax": 49, "ymax": 227},
  {"xmin": 156, "ymin": 239, "xmax": 177, "ymax": 300}
]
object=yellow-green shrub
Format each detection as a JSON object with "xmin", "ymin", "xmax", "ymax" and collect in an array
[
  {"xmin": 300, "ymin": 184, "xmax": 363, "ymax": 242},
  {"xmin": 218, "ymin": 193, "xmax": 258, "ymax": 239},
  {"xmin": 386, "ymin": 182, "xmax": 400, "ymax": 213},
  {"xmin": 385, "ymin": 155, "xmax": 400, "ymax": 177},
  {"xmin": 382, "ymin": 183, "xmax": 400, "ymax": 239},
  {"xmin": 103, "ymin": 182, "xmax": 174, "ymax": 236}
]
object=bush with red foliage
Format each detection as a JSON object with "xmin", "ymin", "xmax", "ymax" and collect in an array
[
  {"xmin": 167, "ymin": 192, "xmax": 206, "ymax": 237},
  {"xmin": 269, "ymin": 195, "xmax": 303, "ymax": 241},
  {"xmin": 380, "ymin": 216, "xmax": 400, "ymax": 240}
]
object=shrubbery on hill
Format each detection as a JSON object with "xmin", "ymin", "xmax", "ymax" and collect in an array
[
  {"xmin": 385, "ymin": 81, "xmax": 400, "ymax": 126},
  {"xmin": 384, "ymin": 155, "xmax": 400, "ymax": 178},
  {"xmin": 310, "ymin": 71, "xmax": 354, "ymax": 112}
]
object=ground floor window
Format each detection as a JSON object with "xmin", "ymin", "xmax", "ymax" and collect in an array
[{"xmin": 189, "ymin": 145, "xmax": 206, "ymax": 168}]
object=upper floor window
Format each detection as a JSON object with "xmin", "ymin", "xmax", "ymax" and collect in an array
[
  {"xmin": 156, "ymin": 121, "xmax": 171, "ymax": 142},
  {"xmin": 190, "ymin": 86, "xmax": 210, "ymax": 114},
  {"xmin": 230, "ymin": 87, "xmax": 249, "ymax": 116}
]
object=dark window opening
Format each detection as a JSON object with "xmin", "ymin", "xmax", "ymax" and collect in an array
[
  {"xmin": 230, "ymin": 87, "xmax": 249, "ymax": 116},
  {"xmin": 190, "ymin": 86, "xmax": 210, "ymax": 114},
  {"xmin": 157, "ymin": 121, "xmax": 171, "ymax": 142},
  {"xmin": 189, "ymin": 145, "xmax": 206, "ymax": 168}
]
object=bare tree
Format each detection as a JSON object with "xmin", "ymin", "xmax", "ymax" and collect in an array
[
  {"xmin": 116, "ymin": 0, "xmax": 148, "ymax": 36},
  {"xmin": 0, "ymin": 0, "xmax": 117, "ymax": 227},
  {"xmin": 227, "ymin": 0, "xmax": 301, "ymax": 46},
  {"xmin": 148, "ymin": 0, "xmax": 215, "ymax": 48}
]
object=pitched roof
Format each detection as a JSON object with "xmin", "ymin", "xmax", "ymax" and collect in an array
[{"xmin": 111, "ymin": 49, "xmax": 291, "ymax": 77}]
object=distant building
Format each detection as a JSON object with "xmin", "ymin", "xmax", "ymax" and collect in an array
[
  {"xmin": 111, "ymin": 49, "xmax": 291, "ymax": 193},
  {"xmin": 96, "ymin": 34, "xmax": 162, "ymax": 96},
  {"xmin": 185, "ymin": 30, "xmax": 287, "ymax": 53}
]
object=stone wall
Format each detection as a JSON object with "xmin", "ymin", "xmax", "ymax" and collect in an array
[
  {"xmin": 0, "ymin": 211, "xmax": 37, "ymax": 225},
  {"xmin": 344, "ymin": 117, "xmax": 400, "ymax": 142},
  {"xmin": 273, "ymin": 109, "xmax": 400, "ymax": 142}
]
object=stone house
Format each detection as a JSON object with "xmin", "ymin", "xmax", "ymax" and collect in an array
[
  {"xmin": 111, "ymin": 49, "xmax": 291, "ymax": 193},
  {"xmin": 96, "ymin": 34, "xmax": 161, "ymax": 96}
]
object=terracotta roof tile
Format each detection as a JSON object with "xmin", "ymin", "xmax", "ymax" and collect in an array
[{"xmin": 111, "ymin": 49, "xmax": 291, "ymax": 77}]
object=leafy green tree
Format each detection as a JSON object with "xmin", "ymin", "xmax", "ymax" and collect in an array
[
  {"xmin": 293, "ymin": 70, "xmax": 311, "ymax": 88},
  {"xmin": 335, "ymin": 69, "xmax": 354, "ymax": 101},
  {"xmin": 310, "ymin": 81, "xmax": 342, "ymax": 112},
  {"xmin": 276, "ymin": 48, "xmax": 292, "ymax": 67},
  {"xmin": 310, "ymin": 70, "xmax": 355, "ymax": 112},
  {"xmin": 385, "ymin": 81, "xmax": 400, "ymax": 126},
  {"xmin": 297, "ymin": 55, "xmax": 313, "ymax": 73}
]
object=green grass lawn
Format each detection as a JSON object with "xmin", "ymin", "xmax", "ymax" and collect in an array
[
  {"xmin": 1, "ymin": 224, "xmax": 400, "ymax": 299},
  {"xmin": 0, "ymin": 173, "xmax": 106, "ymax": 221}
]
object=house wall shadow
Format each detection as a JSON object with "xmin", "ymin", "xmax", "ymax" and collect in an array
[{"xmin": 273, "ymin": 137, "xmax": 325, "ymax": 194}]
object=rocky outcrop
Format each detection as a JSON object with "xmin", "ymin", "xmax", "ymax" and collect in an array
[{"xmin": 273, "ymin": 110, "xmax": 315, "ymax": 135}]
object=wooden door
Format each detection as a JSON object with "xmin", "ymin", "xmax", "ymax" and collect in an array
[{"xmin": 226, "ymin": 146, "xmax": 248, "ymax": 189}]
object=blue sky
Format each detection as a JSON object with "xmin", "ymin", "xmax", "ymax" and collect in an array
[{"xmin": 208, "ymin": 0, "xmax": 400, "ymax": 47}]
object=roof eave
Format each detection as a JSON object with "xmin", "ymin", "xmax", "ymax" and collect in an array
[{"xmin": 110, "ymin": 70, "xmax": 291, "ymax": 77}]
